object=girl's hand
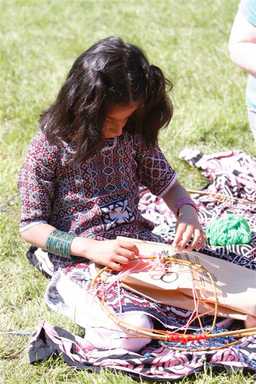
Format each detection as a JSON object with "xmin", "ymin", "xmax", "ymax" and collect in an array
[
  {"xmin": 82, "ymin": 238, "xmax": 139, "ymax": 271},
  {"xmin": 173, "ymin": 205, "xmax": 205, "ymax": 251}
]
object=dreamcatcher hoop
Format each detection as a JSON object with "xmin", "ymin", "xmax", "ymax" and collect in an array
[
  {"xmin": 90, "ymin": 245, "xmax": 256, "ymax": 352},
  {"xmin": 187, "ymin": 188, "xmax": 256, "ymax": 206}
]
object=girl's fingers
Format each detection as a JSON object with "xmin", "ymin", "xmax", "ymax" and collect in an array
[
  {"xmin": 108, "ymin": 253, "xmax": 137, "ymax": 271},
  {"xmin": 176, "ymin": 225, "xmax": 194, "ymax": 250},
  {"xmin": 117, "ymin": 246, "xmax": 138, "ymax": 259},
  {"xmin": 191, "ymin": 230, "xmax": 206, "ymax": 250},
  {"xmin": 114, "ymin": 255, "xmax": 130, "ymax": 264},
  {"xmin": 118, "ymin": 241, "xmax": 139, "ymax": 256},
  {"xmin": 173, "ymin": 222, "xmax": 187, "ymax": 248},
  {"xmin": 174, "ymin": 223, "xmax": 205, "ymax": 251},
  {"xmin": 109, "ymin": 261, "xmax": 122, "ymax": 271}
]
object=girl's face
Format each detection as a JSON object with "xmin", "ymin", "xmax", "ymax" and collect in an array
[{"xmin": 102, "ymin": 103, "xmax": 139, "ymax": 139}]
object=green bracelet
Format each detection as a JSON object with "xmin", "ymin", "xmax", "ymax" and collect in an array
[{"xmin": 45, "ymin": 229, "xmax": 75, "ymax": 258}]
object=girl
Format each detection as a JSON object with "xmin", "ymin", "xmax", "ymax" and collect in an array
[{"xmin": 18, "ymin": 36, "xmax": 205, "ymax": 350}]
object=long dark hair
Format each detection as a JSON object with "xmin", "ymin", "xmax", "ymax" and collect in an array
[{"xmin": 40, "ymin": 36, "xmax": 173, "ymax": 162}]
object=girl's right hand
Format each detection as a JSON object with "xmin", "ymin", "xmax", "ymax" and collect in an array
[{"xmin": 73, "ymin": 238, "xmax": 139, "ymax": 271}]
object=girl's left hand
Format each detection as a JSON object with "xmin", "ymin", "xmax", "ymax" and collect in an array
[{"xmin": 173, "ymin": 205, "xmax": 205, "ymax": 251}]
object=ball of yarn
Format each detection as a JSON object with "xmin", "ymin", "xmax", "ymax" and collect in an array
[{"xmin": 206, "ymin": 214, "xmax": 251, "ymax": 246}]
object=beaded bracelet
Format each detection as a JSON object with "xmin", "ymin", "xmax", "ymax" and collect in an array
[
  {"xmin": 45, "ymin": 229, "xmax": 75, "ymax": 258},
  {"xmin": 175, "ymin": 197, "xmax": 198, "ymax": 217}
]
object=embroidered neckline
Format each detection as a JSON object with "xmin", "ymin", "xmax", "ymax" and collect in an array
[{"xmin": 101, "ymin": 137, "xmax": 117, "ymax": 151}]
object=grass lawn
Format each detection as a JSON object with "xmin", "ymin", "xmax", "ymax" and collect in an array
[{"xmin": 1, "ymin": 0, "xmax": 256, "ymax": 382}]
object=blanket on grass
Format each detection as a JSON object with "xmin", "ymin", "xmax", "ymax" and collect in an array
[{"xmin": 28, "ymin": 149, "xmax": 256, "ymax": 381}]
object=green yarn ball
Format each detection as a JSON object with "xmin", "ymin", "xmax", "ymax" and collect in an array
[{"xmin": 206, "ymin": 214, "xmax": 251, "ymax": 246}]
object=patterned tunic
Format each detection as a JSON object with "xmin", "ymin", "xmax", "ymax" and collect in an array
[{"xmin": 18, "ymin": 131, "xmax": 176, "ymax": 266}]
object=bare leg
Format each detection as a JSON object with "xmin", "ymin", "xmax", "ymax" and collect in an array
[
  {"xmin": 244, "ymin": 315, "xmax": 256, "ymax": 328},
  {"xmin": 85, "ymin": 311, "xmax": 153, "ymax": 351},
  {"xmin": 247, "ymin": 109, "xmax": 256, "ymax": 140}
]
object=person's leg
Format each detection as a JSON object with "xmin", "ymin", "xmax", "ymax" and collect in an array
[
  {"xmin": 85, "ymin": 311, "xmax": 153, "ymax": 351},
  {"xmin": 45, "ymin": 269, "xmax": 153, "ymax": 352},
  {"xmin": 247, "ymin": 109, "xmax": 256, "ymax": 139},
  {"xmin": 244, "ymin": 314, "xmax": 256, "ymax": 328}
]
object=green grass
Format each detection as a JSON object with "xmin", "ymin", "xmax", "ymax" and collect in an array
[{"xmin": 1, "ymin": 0, "xmax": 255, "ymax": 382}]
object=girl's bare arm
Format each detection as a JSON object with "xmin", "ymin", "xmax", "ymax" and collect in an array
[{"xmin": 20, "ymin": 224, "xmax": 138, "ymax": 271}]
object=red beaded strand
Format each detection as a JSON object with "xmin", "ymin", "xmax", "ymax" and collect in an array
[{"xmin": 165, "ymin": 332, "xmax": 208, "ymax": 343}]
